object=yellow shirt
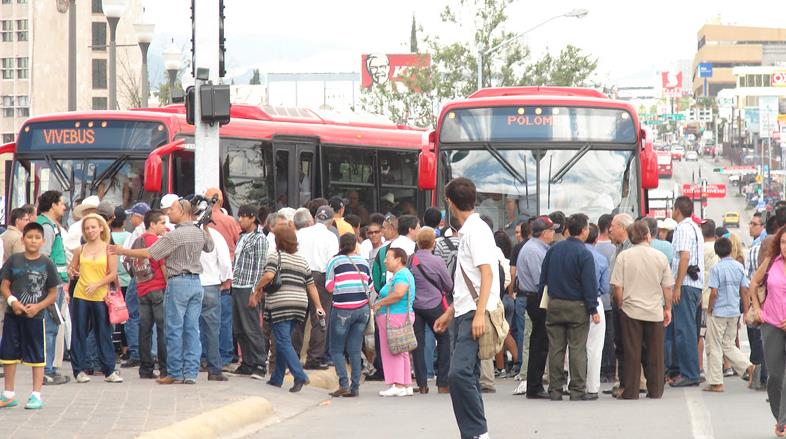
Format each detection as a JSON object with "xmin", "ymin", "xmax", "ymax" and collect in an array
[
  {"xmin": 74, "ymin": 254, "xmax": 109, "ymax": 301},
  {"xmin": 335, "ymin": 218, "xmax": 354, "ymax": 237}
]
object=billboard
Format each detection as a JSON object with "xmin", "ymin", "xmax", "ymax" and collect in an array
[
  {"xmin": 661, "ymin": 71, "xmax": 683, "ymax": 97},
  {"xmin": 361, "ymin": 54, "xmax": 431, "ymax": 89}
]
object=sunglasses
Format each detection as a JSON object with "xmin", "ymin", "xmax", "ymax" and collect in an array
[{"xmin": 367, "ymin": 230, "xmax": 381, "ymax": 235}]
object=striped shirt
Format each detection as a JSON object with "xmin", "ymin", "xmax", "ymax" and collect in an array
[
  {"xmin": 233, "ymin": 231, "xmax": 268, "ymax": 288},
  {"xmin": 263, "ymin": 251, "xmax": 314, "ymax": 323},
  {"xmin": 671, "ymin": 217, "xmax": 704, "ymax": 289},
  {"xmin": 325, "ymin": 254, "xmax": 373, "ymax": 310},
  {"xmin": 148, "ymin": 222, "xmax": 214, "ymax": 277}
]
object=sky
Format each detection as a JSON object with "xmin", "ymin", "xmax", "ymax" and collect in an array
[{"xmin": 141, "ymin": 0, "xmax": 786, "ymax": 87}]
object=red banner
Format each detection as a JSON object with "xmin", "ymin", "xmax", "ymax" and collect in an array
[
  {"xmin": 361, "ymin": 54, "xmax": 431, "ymax": 89},
  {"xmin": 662, "ymin": 71, "xmax": 683, "ymax": 97},
  {"xmin": 682, "ymin": 183, "xmax": 726, "ymax": 198}
]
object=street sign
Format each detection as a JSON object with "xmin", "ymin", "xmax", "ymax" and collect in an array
[
  {"xmin": 658, "ymin": 113, "xmax": 685, "ymax": 121},
  {"xmin": 772, "ymin": 70, "xmax": 786, "ymax": 87},
  {"xmin": 661, "ymin": 71, "xmax": 683, "ymax": 97},
  {"xmin": 720, "ymin": 165, "xmax": 756, "ymax": 175},
  {"xmin": 682, "ymin": 183, "xmax": 726, "ymax": 198},
  {"xmin": 698, "ymin": 63, "xmax": 713, "ymax": 78}
]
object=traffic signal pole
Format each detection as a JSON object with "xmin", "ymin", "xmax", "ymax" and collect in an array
[{"xmin": 192, "ymin": 0, "xmax": 221, "ymax": 195}]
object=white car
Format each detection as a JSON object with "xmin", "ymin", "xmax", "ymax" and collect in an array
[{"xmin": 685, "ymin": 151, "xmax": 699, "ymax": 161}]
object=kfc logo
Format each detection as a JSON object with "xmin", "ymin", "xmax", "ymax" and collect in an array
[{"xmin": 361, "ymin": 54, "xmax": 431, "ymax": 89}]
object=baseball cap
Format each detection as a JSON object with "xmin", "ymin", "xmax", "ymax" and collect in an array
[
  {"xmin": 96, "ymin": 200, "xmax": 115, "ymax": 219},
  {"xmin": 125, "ymin": 201, "xmax": 151, "ymax": 217},
  {"xmin": 113, "ymin": 206, "xmax": 127, "ymax": 223},
  {"xmin": 328, "ymin": 196, "xmax": 344, "ymax": 212},
  {"xmin": 315, "ymin": 205, "xmax": 335, "ymax": 222},
  {"xmin": 160, "ymin": 194, "xmax": 179, "ymax": 209},
  {"xmin": 531, "ymin": 216, "xmax": 559, "ymax": 234},
  {"xmin": 657, "ymin": 218, "xmax": 677, "ymax": 231}
]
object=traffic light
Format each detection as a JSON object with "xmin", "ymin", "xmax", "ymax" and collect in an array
[
  {"xmin": 218, "ymin": 0, "xmax": 226, "ymax": 78},
  {"xmin": 185, "ymin": 86, "xmax": 195, "ymax": 125}
]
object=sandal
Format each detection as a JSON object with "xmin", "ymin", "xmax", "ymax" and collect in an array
[{"xmin": 702, "ymin": 384, "xmax": 724, "ymax": 392}]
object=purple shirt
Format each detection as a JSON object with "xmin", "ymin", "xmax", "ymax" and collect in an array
[
  {"xmin": 763, "ymin": 256, "xmax": 786, "ymax": 327},
  {"xmin": 411, "ymin": 249, "xmax": 453, "ymax": 310}
]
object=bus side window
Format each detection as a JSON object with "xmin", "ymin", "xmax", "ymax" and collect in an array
[
  {"xmin": 173, "ymin": 151, "xmax": 195, "ymax": 199},
  {"xmin": 323, "ymin": 146, "xmax": 375, "ymax": 218},
  {"xmin": 221, "ymin": 139, "xmax": 273, "ymax": 215},
  {"xmin": 275, "ymin": 150, "xmax": 289, "ymax": 209}
]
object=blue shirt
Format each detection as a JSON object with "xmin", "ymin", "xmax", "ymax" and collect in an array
[
  {"xmin": 516, "ymin": 238, "xmax": 549, "ymax": 293},
  {"xmin": 540, "ymin": 237, "xmax": 598, "ymax": 314},
  {"xmin": 651, "ymin": 239, "xmax": 673, "ymax": 262},
  {"xmin": 378, "ymin": 268, "xmax": 416, "ymax": 315},
  {"xmin": 585, "ymin": 244, "xmax": 609, "ymax": 300},
  {"xmin": 708, "ymin": 257, "xmax": 750, "ymax": 318}
]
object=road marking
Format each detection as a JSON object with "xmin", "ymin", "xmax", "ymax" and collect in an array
[{"xmin": 685, "ymin": 389, "xmax": 716, "ymax": 439}]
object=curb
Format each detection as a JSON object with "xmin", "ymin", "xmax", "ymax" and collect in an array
[
  {"xmin": 281, "ymin": 367, "xmax": 339, "ymax": 391},
  {"xmin": 136, "ymin": 396, "xmax": 275, "ymax": 439}
]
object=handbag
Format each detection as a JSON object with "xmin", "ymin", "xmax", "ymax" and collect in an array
[
  {"xmin": 460, "ymin": 263, "xmax": 509, "ymax": 360},
  {"xmin": 384, "ymin": 275, "xmax": 417, "ymax": 355},
  {"xmin": 105, "ymin": 283, "xmax": 129, "ymax": 324},
  {"xmin": 263, "ymin": 251, "xmax": 282, "ymax": 294},
  {"xmin": 346, "ymin": 256, "xmax": 375, "ymax": 336}
]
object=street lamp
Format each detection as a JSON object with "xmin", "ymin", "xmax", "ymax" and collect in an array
[
  {"xmin": 163, "ymin": 39, "xmax": 182, "ymax": 105},
  {"xmin": 102, "ymin": 0, "xmax": 129, "ymax": 110},
  {"xmin": 476, "ymin": 8, "xmax": 589, "ymax": 89},
  {"xmin": 134, "ymin": 7, "xmax": 154, "ymax": 108}
]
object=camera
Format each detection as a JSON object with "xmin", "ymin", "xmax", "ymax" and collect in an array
[
  {"xmin": 686, "ymin": 264, "xmax": 701, "ymax": 281},
  {"xmin": 189, "ymin": 194, "xmax": 219, "ymax": 227}
]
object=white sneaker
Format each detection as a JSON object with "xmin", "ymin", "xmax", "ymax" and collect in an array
[
  {"xmin": 378, "ymin": 386, "xmax": 408, "ymax": 397},
  {"xmin": 104, "ymin": 371, "xmax": 123, "ymax": 383},
  {"xmin": 406, "ymin": 387, "xmax": 414, "ymax": 396},
  {"xmin": 512, "ymin": 381, "xmax": 527, "ymax": 395},
  {"xmin": 76, "ymin": 372, "xmax": 91, "ymax": 383}
]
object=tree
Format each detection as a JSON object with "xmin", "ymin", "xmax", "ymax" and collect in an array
[
  {"xmin": 361, "ymin": 0, "xmax": 598, "ymax": 128},
  {"xmin": 410, "ymin": 14, "xmax": 418, "ymax": 53},
  {"xmin": 118, "ymin": 57, "xmax": 143, "ymax": 109},
  {"xmin": 249, "ymin": 69, "xmax": 261, "ymax": 85}
]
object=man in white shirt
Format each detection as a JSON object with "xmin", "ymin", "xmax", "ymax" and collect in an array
[
  {"xmin": 360, "ymin": 214, "xmax": 386, "ymax": 262},
  {"xmin": 293, "ymin": 205, "xmax": 339, "ymax": 369},
  {"xmin": 64, "ymin": 195, "xmax": 100, "ymax": 257},
  {"xmin": 435, "ymin": 177, "xmax": 498, "ymax": 439},
  {"xmin": 119, "ymin": 201, "xmax": 151, "ymax": 368},
  {"xmin": 199, "ymin": 227, "xmax": 232, "ymax": 381},
  {"xmin": 266, "ymin": 208, "xmax": 295, "ymax": 254},
  {"xmin": 390, "ymin": 214, "xmax": 419, "ymax": 256}
]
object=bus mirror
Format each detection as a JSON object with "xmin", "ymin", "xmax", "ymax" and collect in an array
[
  {"xmin": 418, "ymin": 150, "xmax": 437, "ymax": 190},
  {"xmin": 641, "ymin": 141, "xmax": 658, "ymax": 190},
  {"xmin": 144, "ymin": 155, "xmax": 163, "ymax": 192}
]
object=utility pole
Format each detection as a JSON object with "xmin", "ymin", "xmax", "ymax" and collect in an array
[
  {"xmin": 191, "ymin": 0, "xmax": 221, "ymax": 194},
  {"xmin": 68, "ymin": 0, "xmax": 76, "ymax": 111}
]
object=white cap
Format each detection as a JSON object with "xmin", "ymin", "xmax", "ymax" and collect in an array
[
  {"xmin": 657, "ymin": 217, "xmax": 678, "ymax": 231},
  {"xmin": 382, "ymin": 192, "xmax": 395, "ymax": 204},
  {"xmin": 160, "ymin": 194, "xmax": 179, "ymax": 209}
]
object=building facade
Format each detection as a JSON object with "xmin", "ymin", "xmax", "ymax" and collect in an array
[
  {"xmin": 0, "ymin": 0, "xmax": 143, "ymax": 143},
  {"xmin": 692, "ymin": 22, "xmax": 786, "ymax": 97}
]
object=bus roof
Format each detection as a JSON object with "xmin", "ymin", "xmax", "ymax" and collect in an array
[{"xmin": 18, "ymin": 106, "xmax": 425, "ymax": 150}]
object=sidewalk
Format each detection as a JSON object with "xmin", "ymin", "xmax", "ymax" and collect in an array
[{"xmin": 0, "ymin": 365, "xmax": 337, "ymax": 439}]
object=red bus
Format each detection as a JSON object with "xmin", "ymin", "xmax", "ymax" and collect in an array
[
  {"xmin": 656, "ymin": 150, "xmax": 673, "ymax": 179},
  {"xmin": 3, "ymin": 105, "xmax": 426, "ymax": 224},
  {"xmin": 416, "ymin": 86, "xmax": 658, "ymax": 232}
]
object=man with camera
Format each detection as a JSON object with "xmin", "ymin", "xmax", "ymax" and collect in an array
[
  {"xmin": 666, "ymin": 196, "xmax": 705, "ymax": 388},
  {"xmin": 110, "ymin": 198, "xmax": 214, "ymax": 384}
]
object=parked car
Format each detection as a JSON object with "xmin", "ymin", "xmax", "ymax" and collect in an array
[
  {"xmin": 685, "ymin": 151, "xmax": 699, "ymax": 161},
  {"xmin": 722, "ymin": 211, "xmax": 740, "ymax": 228},
  {"xmin": 702, "ymin": 144, "xmax": 716, "ymax": 156},
  {"xmin": 671, "ymin": 146, "xmax": 685, "ymax": 161}
]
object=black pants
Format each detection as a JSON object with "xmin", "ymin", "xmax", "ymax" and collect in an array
[
  {"xmin": 612, "ymin": 304, "xmax": 625, "ymax": 382},
  {"xmin": 448, "ymin": 311, "xmax": 488, "ymax": 439},
  {"xmin": 138, "ymin": 290, "xmax": 167, "ymax": 376},
  {"xmin": 526, "ymin": 294, "xmax": 548, "ymax": 395},
  {"xmin": 231, "ymin": 287, "xmax": 268, "ymax": 368},
  {"xmin": 748, "ymin": 324, "xmax": 769, "ymax": 382},
  {"xmin": 601, "ymin": 309, "xmax": 616, "ymax": 379},
  {"xmin": 413, "ymin": 304, "xmax": 451, "ymax": 388}
]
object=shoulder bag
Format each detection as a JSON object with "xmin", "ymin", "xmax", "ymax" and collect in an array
[
  {"xmin": 460, "ymin": 263, "xmax": 509, "ymax": 360},
  {"xmin": 102, "ymin": 246, "xmax": 129, "ymax": 324},
  {"xmin": 263, "ymin": 251, "xmax": 282, "ymax": 294},
  {"xmin": 346, "ymin": 256, "xmax": 376, "ymax": 336},
  {"xmin": 384, "ymin": 273, "xmax": 418, "ymax": 355}
]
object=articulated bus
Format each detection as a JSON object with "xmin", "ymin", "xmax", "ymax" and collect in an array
[
  {"xmin": 416, "ymin": 86, "xmax": 659, "ymax": 233},
  {"xmin": 2, "ymin": 105, "xmax": 426, "ymax": 224}
]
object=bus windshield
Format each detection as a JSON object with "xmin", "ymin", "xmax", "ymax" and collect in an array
[
  {"xmin": 11, "ymin": 158, "xmax": 148, "ymax": 224},
  {"xmin": 447, "ymin": 147, "xmax": 638, "ymax": 229}
]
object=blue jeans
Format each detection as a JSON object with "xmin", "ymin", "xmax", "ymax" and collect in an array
[
  {"xmin": 665, "ymin": 285, "xmax": 701, "ymax": 381},
  {"xmin": 511, "ymin": 295, "xmax": 527, "ymax": 369},
  {"xmin": 44, "ymin": 286, "xmax": 64, "ymax": 375},
  {"xmin": 125, "ymin": 279, "xmax": 140, "ymax": 360},
  {"xmin": 70, "ymin": 297, "xmax": 116, "ymax": 377},
  {"xmin": 270, "ymin": 319, "xmax": 309, "ymax": 386},
  {"xmin": 448, "ymin": 311, "xmax": 487, "ymax": 438},
  {"xmin": 85, "ymin": 330, "xmax": 100, "ymax": 371},
  {"xmin": 329, "ymin": 307, "xmax": 369, "ymax": 391},
  {"xmin": 199, "ymin": 285, "xmax": 222, "ymax": 375},
  {"xmin": 219, "ymin": 290, "xmax": 234, "ymax": 365},
  {"xmin": 165, "ymin": 275, "xmax": 204, "ymax": 380},
  {"xmin": 424, "ymin": 326, "xmax": 436, "ymax": 378}
]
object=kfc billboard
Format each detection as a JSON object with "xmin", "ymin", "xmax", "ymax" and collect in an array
[
  {"xmin": 361, "ymin": 54, "xmax": 431, "ymax": 89},
  {"xmin": 661, "ymin": 71, "xmax": 683, "ymax": 98}
]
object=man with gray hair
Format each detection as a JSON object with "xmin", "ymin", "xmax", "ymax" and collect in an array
[
  {"xmin": 266, "ymin": 210, "xmax": 293, "ymax": 254},
  {"xmin": 293, "ymin": 208, "xmax": 314, "ymax": 231},
  {"xmin": 606, "ymin": 213, "xmax": 634, "ymax": 397},
  {"xmin": 293, "ymin": 205, "xmax": 339, "ymax": 369}
]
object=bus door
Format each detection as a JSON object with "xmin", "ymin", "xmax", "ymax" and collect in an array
[{"xmin": 272, "ymin": 137, "xmax": 317, "ymax": 209}]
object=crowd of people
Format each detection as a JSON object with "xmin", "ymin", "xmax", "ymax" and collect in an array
[{"xmin": 0, "ymin": 181, "xmax": 783, "ymax": 438}]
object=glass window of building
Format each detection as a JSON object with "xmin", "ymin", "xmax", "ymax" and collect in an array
[
  {"xmin": 16, "ymin": 57, "xmax": 28, "ymax": 79},
  {"xmin": 92, "ymin": 22, "xmax": 106, "ymax": 51},
  {"xmin": 1, "ymin": 58, "xmax": 13, "ymax": 79},
  {"xmin": 15, "ymin": 19, "xmax": 27, "ymax": 42},
  {"xmin": 0, "ymin": 21, "xmax": 12, "ymax": 42},
  {"xmin": 92, "ymin": 59, "xmax": 107, "ymax": 89},
  {"xmin": 92, "ymin": 97, "xmax": 108, "ymax": 110}
]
